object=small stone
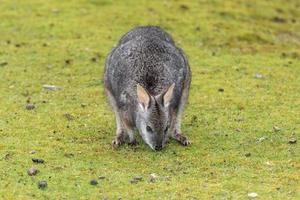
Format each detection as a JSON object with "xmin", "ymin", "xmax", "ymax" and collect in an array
[
  {"xmin": 32, "ymin": 158, "xmax": 45, "ymax": 164},
  {"xmin": 247, "ymin": 192, "xmax": 258, "ymax": 198},
  {"xmin": 265, "ymin": 161, "xmax": 273, "ymax": 166},
  {"xmin": 179, "ymin": 4, "xmax": 189, "ymax": 10},
  {"xmin": 65, "ymin": 59, "xmax": 72, "ymax": 65},
  {"xmin": 288, "ymin": 138, "xmax": 297, "ymax": 144},
  {"xmin": 64, "ymin": 113, "xmax": 74, "ymax": 121},
  {"xmin": 130, "ymin": 176, "xmax": 143, "ymax": 184},
  {"xmin": 218, "ymin": 88, "xmax": 224, "ymax": 92},
  {"xmin": 273, "ymin": 126, "xmax": 281, "ymax": 132},
  {"xmin": 272, "ymin": 16, "xmax": 286, "ymax": 23},
  {"xmin": 52, "ymin": 8, "xmax": 60, "ymax": 13},
  {"xmin": 254, "ymin": 73, "xmax": 264, "ymax": 79},
  {"xmin": 3, "ymin": 153, "xmax": 12, "ymax": 160},
  {"xmin": 81, "ymin": 103, "xmax": 87, "ymax": 108},
  {"xmin": 27, "ymin": 167, "xmax": 39, "ymax": 176},
  {"xmin": 133, "ymin": 176, "xmax": 143, "ymax": 181},
  {"xmin": 149, "ymin": 173, "xmax": 158, "ymax": 182},
  {"xmin": 90, "ymin": 179, "xmax": 98, "ymax": 185},
  {"xmin": 98, "ymin": 176, "xmax": 106, "ymax": 180},
  {"xmin": 257, "ymin": 136, "xmax": 267, "ymax": 143},
  {"xmin": 236, "ymin": 128, "xmax": 241, "ymax": 132},
  {"xmin": 43, "ymin": 84, "xmax": 62, "ymax": 91},
  {"xmin": 38, "ymin": 181, "xmax": 47, "ymax": 189},
  {"xmin": 29, "ymin": 150, "xmax": 36, "ymax": 154},
  {"xmin": 245, "ymin": 153, "xmax": 251, "ymax": 157},
  {"xmin": 64, "ymin": 153, "xmax": 74, "ymax": 158},
  {"xmin": 25, "ymin": 104, "xmax": 35, "ymax": 110},
  {"xmin": 130, "ymin": 179, "xmax": 138, "ymax": 184},
  {"xmin": 0, "ymin": 62, "xmax": 8, "ymax": 67}
]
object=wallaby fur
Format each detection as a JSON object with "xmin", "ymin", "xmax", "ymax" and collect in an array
[{"xmin": 104, "ymin": 26, "xmax": 191, "ymax": 151}]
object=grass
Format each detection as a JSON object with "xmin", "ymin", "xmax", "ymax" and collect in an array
[{"xmin": 0, "ymin": 0, "xmax": 299, "ymax": 199}]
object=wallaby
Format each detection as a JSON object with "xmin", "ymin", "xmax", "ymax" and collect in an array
[{"xmin": 104, "ymin": 26, "xmax": 191, "ymax": 151}]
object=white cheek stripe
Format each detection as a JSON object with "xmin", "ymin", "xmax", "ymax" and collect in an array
[{"xmin": 140, "ymin": 127, "xmax": 155, "ymax": 150}]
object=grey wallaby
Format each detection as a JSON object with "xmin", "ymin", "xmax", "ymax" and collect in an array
[{"xmin": 104, "ymin": 26, "xmax": 191, "ymax": 151}]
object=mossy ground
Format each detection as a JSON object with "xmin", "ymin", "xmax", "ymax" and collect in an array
[{"xmin": 0, "ymin": 0, "xmax": 299, "ymax": 199}]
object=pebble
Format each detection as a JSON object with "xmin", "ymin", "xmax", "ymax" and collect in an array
[
  {"xmin": 133, "ymin": 176, "xmax": 143, "ymax": 181},
  {"xmin": 257, "ymin": 136, "xmax": 267, "ymax": 143},
  {"xmin": 43, "ymin": 84, "xmax": 62, "ymax": 91},
  {"xmin": 247, "ymin": 192, "xmax": 258, "ymax": 198},
  {"xmin": 38, "ymin": 181, "xmax": 47, "ymax": 189},
  {"xmin": 130, "ymin": 176, "xmax": 143, "ymax": 184},
  {"xmin": 64, "ymin": 113, "xmax": 74, "ymax": 121},
  {"xmin": 179, "ymin": 4, "xmax": 189, "ymax": 10},
  {"xmin": 236, "ymin": 128, "xmax": 241, "ymax": 132},
  {"xmin": 254, "ymin": 73, "xmax": 264, "ymax": 79},
  {"xmin": 149, "ymin": 173, "xmax": 158, "ymax": 182},
  {"xmin": 98, "ymin": 176, "xmax": 106, "ymax": 180},
  {"xmin": 273, "ymin": 126, "xmax": 281, "ymax": 132},
  {"xmin": 25, "ymin": 104, "xmax": 35, "ymax": 110},
  {"xmin": 29, "ymin": 150, "xmax": 36, "ymax": 154},
  {"xmin": 32, "ymin": 158, "xmax": 45, "ymax": 164},
  {"xmin": 65, "ymin": 59, "xmax": 72, "ymax": 65},
  {"xmin": 245, "ymin": 153, "xmax": 251, "ymax": 157},
  {"xmin": 81, "ymin": 103, "xmax": 87, "ymax": 108},
  {"xmin": 27, "ymin": 167, "xmax": 39, "ymax": 176},
  {"xmin": 0, "ymin": 62, "xmax": 8, "ymax": 67},
  {"xmin": 288, "ymin": 138, "xmax": 297, "ymax": 144},
  {"xmin": 90, "ymin": 179, "xmax": 98, "ymax": 185}
]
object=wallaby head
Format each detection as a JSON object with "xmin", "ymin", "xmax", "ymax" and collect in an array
[{"xmin": 135, "ymin": 83, "xmax": 175, "ymax": 151}]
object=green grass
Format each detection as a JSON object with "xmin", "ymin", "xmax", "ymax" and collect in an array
[{"xmin": 0, "ymin": 0, "xmax": 299, "ymax": 199}]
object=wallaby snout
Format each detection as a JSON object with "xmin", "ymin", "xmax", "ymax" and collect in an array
[{"xmin": 154, "ymin": 144, "xmax": 163, "ymax": 151}]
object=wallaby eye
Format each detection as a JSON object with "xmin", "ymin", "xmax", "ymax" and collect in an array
[
  {"xmin": 146, "ymin": 126, "xmax": 153, "ymax": 132},
  {"xmin": 164, "ymin": 126, "xmax": 169, "ymax": 133}
]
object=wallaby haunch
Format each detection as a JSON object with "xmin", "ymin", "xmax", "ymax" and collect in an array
[{"xmin": 104, "ymin": 26, "xmax": 191, "ymax": 151}]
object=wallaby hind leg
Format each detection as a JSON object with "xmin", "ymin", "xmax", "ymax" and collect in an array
[
  {"xmin": 172, "ymin": 81, "xmax": 191, "ymax": 146},
  {"xmin": 105, "ymin": 89, "xmax": 126, "ymax": 146}
]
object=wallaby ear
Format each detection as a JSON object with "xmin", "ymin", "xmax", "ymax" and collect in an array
[
  {"xmin": 162, "ymin": 83, "xmax": 175, "ymax": 107},
  {"xmin": 137, "ymin": 84, "xmax": 151, "ymax": 110}
]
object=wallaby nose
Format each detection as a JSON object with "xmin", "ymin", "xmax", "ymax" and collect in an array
[{"xmin": 155, "ymin": 145, "xmax": 162, "ymax": 151}]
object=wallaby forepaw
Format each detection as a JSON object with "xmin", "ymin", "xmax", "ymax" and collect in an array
[
  {"xmin": 128, "ymin": 139, "xmax": 139, "ymax": 146},
  {"xmin": 112, "ymin": 138, "xmax": 123, "ymax": 147},
  {"xmin": 181, "ymin": 138, "xmax": 191, "ymax": 146},
  {"xmin": 173, "ymin": 132, "xmax": 191, "ymax": 146}
]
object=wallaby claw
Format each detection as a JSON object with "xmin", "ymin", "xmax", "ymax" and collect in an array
[
  {"xmin": 112, "ymin": 137, "xmax": 124, "ymax": 147},
  {"xmin": 128, "ymin": 139, "xmax": 139, "ymax": 146},
  {"xmin": 181, "ymin": 138, "xmax": 191, "ymax": 146},
  {"xmin": 112, "ymin": 139, "xmax": 122, "ymax": 147},
  {"xmin": 173, "ymin": 132, "xmax": 191, "ymax": 146}
]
